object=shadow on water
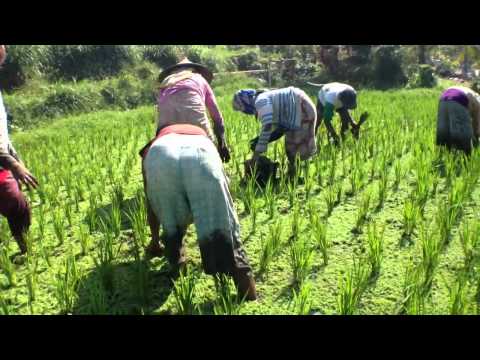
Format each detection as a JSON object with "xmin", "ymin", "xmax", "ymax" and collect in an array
[{"xmin": 72, "ymin": 258, "xmax": 175, "ymax": 315}]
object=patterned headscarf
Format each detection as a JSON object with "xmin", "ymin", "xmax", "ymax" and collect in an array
[{"xmin": 233, "ymin": 89, "xmax": 257, "ymax": 115}]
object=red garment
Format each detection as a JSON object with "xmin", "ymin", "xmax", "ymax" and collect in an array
[
  {"xmin": 157, "ymin": 123, "xmax": 207, "ymax": 138},
  {"xmin": 140, "ymin": 124, "xmax": 208, "ymax": 159},
  {"xmin": 0, "ymin": 171, "xmax": 31, "ymax": 238},
  {"xmin": 0, "ymin": 169, "xmax": 9, "ymax": 184}
]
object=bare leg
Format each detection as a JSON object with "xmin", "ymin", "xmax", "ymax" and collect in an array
[{"xmin": 142, "ymin": 162, "xmax": 164, "ymax": 258}]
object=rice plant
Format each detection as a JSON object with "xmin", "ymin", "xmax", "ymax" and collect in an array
[
  {"xmin": 0, "ymin": 295, "xmax": 10, "ymax": 315},
  {"xmin": 55, "ymin": 253, "xmax": 81, "ymax": 314},
  {"xmin": 447, "ymin": 272, "xmax": 469, "ymax": 315},
  {"xmin": 172, "ymin": 265, "xmax": 198, "ymax": 315},
  {"xmin": 402, "ymin": 198, "xmax": 420, "ymax": 238},
  {"xmin": 376, "ymin": 172, "xmax": 388, "ymax": 209},
  {"xmin": 312, "ymin": 216, "xmax": 329, "ymax": 266},
  {"xmin": 84, "ymin": 273, "xmax": 110, "ymax": 315},
  {"xmin": 324, "ymin": 186, "xmax": 337, "ymax": 217},
  {"xmin": 0, "ymin": 248, "xmax": 16, "ymax": 288},
  {"xmin": 258, "ymin": 223, "xmax": 283, "ymax": 276},
  {"xmin": 337, "ymin": 257, "xmax": 369, "ymax": 315},
  {"xmin": 291, "ymin": 282, "xmax": 313, "ymax": 315},
  {"xmin": 393, "ymin": 161, "xmax": 403, "ymax": 189},
  {"xmin": 419, "ymin": 224, "xmax": 440, "ymax": 294},
  {"xmin": 78, "ymin": 224, "xmax": 91, "ymax": 256},
  {"xmin": 213, "ymin": 274, "xmax": 245, "ymax": 315},
  {"xmin": 52, "ymin": 209, "xmax": 66, "ymax": 246},
  {"xmin": 354, "ymin": 189, "xmax": 371, "ymax": 232},
  {"xmin": 365, "ymin": 222, "xmax": 384, "ymax": 278},
  {"xmin": 459, "ymin": 221, "xmax": 480, "ymax": 274},
  {"xmin": 263, "ymin": 177, "xmax": 276, "ymax": 219},
  {"xmin": 289, "ymin": 238, "xmax": 314, "ymax": 287},
  {"xmin": 399, "ymin": 265, "xmax": 424, "ymax": 315}
]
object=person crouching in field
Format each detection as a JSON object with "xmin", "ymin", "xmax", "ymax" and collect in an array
[
  {"xmin": 0, "ymin": 45, "xmax": 39, "ymax": 254},
  {"xmin": 436, "ymin": 86, "xmax": 480, "ymax": 155},
  {"xmin": 141, "ymin": 124, "xmax": 257, "ymax": 301},
  {"xmin": 308, "ymin": 82, "xmax": 368, "ymax": 146},
  {"xmin": 232, "ymin": 87, "xmax": 317, "ymax": 177}
]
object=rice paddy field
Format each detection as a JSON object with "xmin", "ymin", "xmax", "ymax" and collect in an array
[{"xmin": 1, "ymin": 78, "xmax": 480, "ymax": 315}]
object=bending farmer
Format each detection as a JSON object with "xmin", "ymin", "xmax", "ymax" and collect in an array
[
  {"xmin": 309, "ymin": 82, "xmax": 367, "ymax": 145},
  {"xmin": 155, "ymin": 58, "xmax": 230, "ymax": 162},
  {"xmin": 142, "ymin": 124, "xmax": 257, "ymax": 301},
  {"xmin": 232, "ymin": 87, "xmax": 317, "ymax": 176},
  {"xmin": 0, "ymin": 45, "xmax": 39, "ymax": 254},
  {"xmin": 437, "ymin": 86, "xmax": 480, "ymax": 155}
]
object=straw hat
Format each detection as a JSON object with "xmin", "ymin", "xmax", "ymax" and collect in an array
[{"xmin": 158, "ymin": 57, "xmax": 213, "ymax": 83}]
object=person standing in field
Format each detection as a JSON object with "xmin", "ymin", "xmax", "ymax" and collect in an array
[
  {"xmin": 436, "ymin": 86, "xmax": 480, "ymax": 155},
  {"xmin": 141, "ymin": 123, "xmax": 257, "ymax": 301},
  {"xmin": 0, "ymin": 45, "xmax": 39, "ymax": 254},
  {"xmin": 308, "ymin": 82, "xmax": 368, "ymax": 145},
  {"xmin": 232, "ymin": 87, "xmax": 317, "ymax": 177}
]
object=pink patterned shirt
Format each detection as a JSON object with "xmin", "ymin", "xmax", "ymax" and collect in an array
[{"xmin": 157, "ymin": 73, "xmax": 225, "ymax": 135}]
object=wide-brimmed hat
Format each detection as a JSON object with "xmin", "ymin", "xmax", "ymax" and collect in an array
[{"xmin": 158, "ymin": 58, "xmax": 213, "ymax": 83}]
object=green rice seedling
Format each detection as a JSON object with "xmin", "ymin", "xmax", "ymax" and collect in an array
[
  {"xmin": 37, "ymin": 205, "xmax": 46, "ymax": 239},
  {"xmin": 324, "ymin": 186, "xmax": 337, "ymax": 217},
  {"xmin": 291, "ymin": 282, "xmax": 313, "ymax": 315},
  {"xmin": 337, "ymin": 257, "xmax": 369, "ymax": 315},
  {"xmin": 213, "ymin": 274, "xmax": 245, "ymax": 315},
  {"xmin": 365, "ymin": 222, "xmax": 384, "ymax": 278},
  {"xmin": 312, "ymin": 216, "xmax": 329, "ymax": 266},
  {"xmin": 52, "ymin": 209, "xmax": 66, "ymax": 246},
  {"xmin": 354, "ymin": 189, "xmax": 371, "ymax": 232},
  {"xmin": 96, "ymin": 220, "xmax": 121, "ymax": 266},
  {"xmin": 128, "ymin": 200, "xmax": 148, "ymax": 249},
  {"xmin": 393, "ymin": 161, "xmax": 402, "ymax": 189},
  {"xmin": 303, "ymin": 161, "xmax": 314, "ymax": 199},
  {"xmin": 55, "ymin": 253, "xmax": 81, "ymax": 314},
  {"xmin": 109, "ymin": 200, "xmax": 122, "ymax": 238},
  {"xmin": 258, "ymin": 222, "xmax": 283, "ymax": 276},
  {"xmin": 172, "ymin": 265, "xmax": 198, "ymax": 315},
  {"xmin": 315, "ymin": 156, "xmax": 324, "ymax": 187},
  {"xmin": 447, "ymin": 272, "xmax": 469, "ymax": 315},
  {"xmin": 87, "ymin": 194, "xmax": 99, "ymax": 233},
  {"xmin": 242, "ymin": 174, "xmax": 256, "ymax": 214},
  {"xmin": 348, "ymin": 168, "xmax": 359, "ymax": 196},
  {"xmin": 399, "ymin": 265, "xmax": 424, "ymax": 315},
  {"xmin": 419, "ymin": 224, "xmax": 440, "ymax": 295},
  {"xmin": 289, "ymin": 238, "xmax": 314, "ymax": 287},
  {"xmin": 0, "ymin": 295, "xmax": 10, "ymax": 315},
  {"xmin": 327, "ymin": 158, "xmax": 337, "ymax": 186},
  {"xmin": 65, "ymin": 202, "xmax": 73, "ymax": 229},
  {"xmin": 402, "ymin": 198, "xmax": 420, "ymax": 238},
  {"xmin": 26, "ymin": 257, "xmax": 39, "ymax": 303},
  {"xmin": 290, "ymin": 204, "xmax": 303, "ymax": 243},
  {"xmin": 335, "ymin": 182, "xmax": 343, "ymax": 204},
  {"xmin": 376, "ymin": 172, "xmax": 388, "ymax": 209},
  {"xmin": 94, "ymin": 220, "xmax": 122, "ymax": 293},
  {"xmin": 459, "ymin": 221, "xmax": 480, "ymax": 274},
  {"xmin": 263, "ymin": 178, "xmax": 276, "ymax": 219},
  {"xmin": 0, "ymin": 248, "xmax": 16, "ymax": 288},
  {"xmin": 287, "ymin": 178, "xmax": 297, "ymax": 209},
  {"xmin": 78, "ymin": 224, "xmax": 91, "ymax": 256},
  {"xmin": 85, "ymin": 273, "xmax": 109, "ymax": 315},
  {"xmin": 435, "ymin": 200, "xmax": 456, "ymax": 247}
]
